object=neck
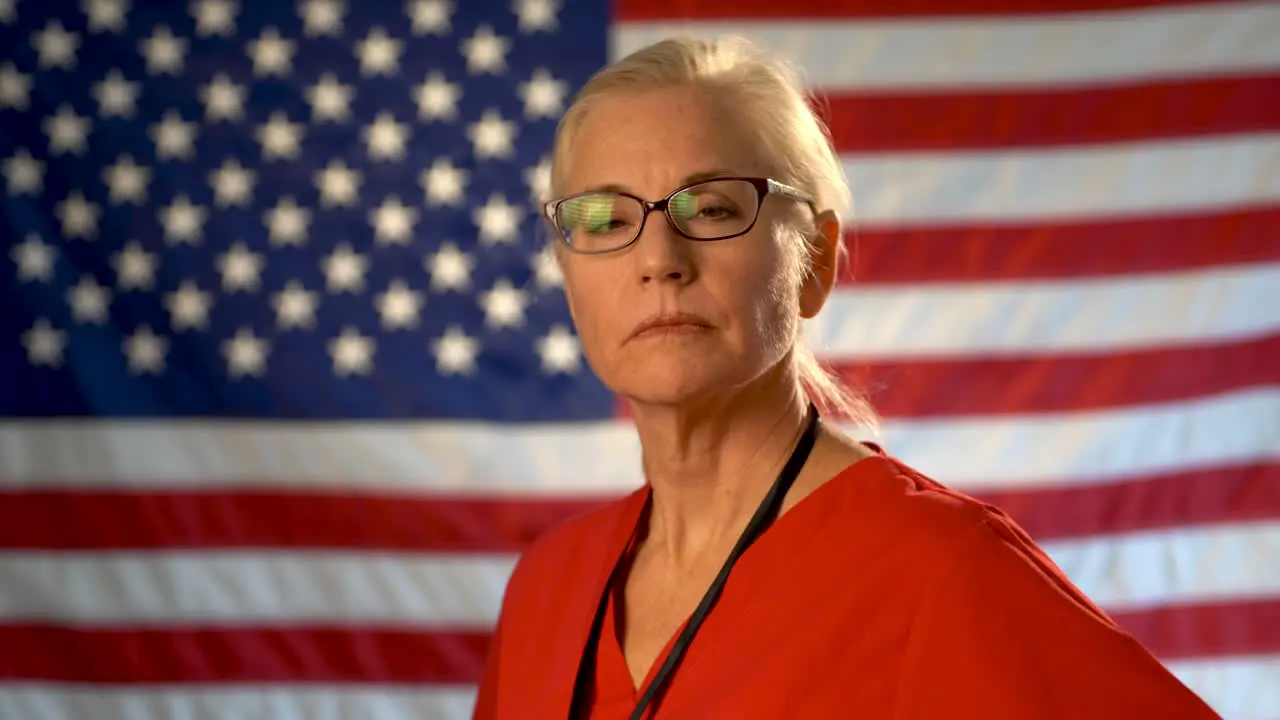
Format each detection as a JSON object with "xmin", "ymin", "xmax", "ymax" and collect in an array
[{"xmin": 627, "ymin": 362, "xmax": 811, "ymax": 568}]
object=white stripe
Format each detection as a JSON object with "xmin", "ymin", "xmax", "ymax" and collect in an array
[
  {"xmin": 838, "ymin": 134, "xmax": 1280, "ymax": 226},
  {"xmin": 613, "ymin": 4, "xmax": 1280, "ymax": 90},
  {"xmin": 0, "ymin": 523, "xmax": 1274, "ymax": 624},
  {"xmin": 0, "ymin": 684, "xmax": 478, "ymax": 720},
  {"xmin": 1, "ymin": 387, "xmax": 1277, "ymax": 492},
  {"xmin": 815, "ymin": 261, "xmax": 1280, "ymax": 359},
  {"xmin": 1041, "ymin": 521, "xmax": 1280, "ymax": 611},
  {"xmin": 1166, "ymin": 654, "xmax": 1280, "ymax": 720},
  {"xmin": 0, "ymin": 552, "xmax": 513, "ymax": 626}
]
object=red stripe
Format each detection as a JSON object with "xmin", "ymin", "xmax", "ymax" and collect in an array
[
  {"xmin": 1, "ymin": 598, "xmax": 1273, "ymax": 682},
  {"xmin": 821, "ymin": 75, "xmax": 1280, "ymax": 152},
  {"xmin": 838, "ymin": 334, "xmax": 1280, "ymax": 418},
  {"xmin": 840, "ymin": 204, "xmax": 1280, "ymax": 284},
  {"xmin": 1, "ymin": 463, "xmax": 1274, "ymax": 552},
  {"xmin": 976, "ymin": 462, "xmax": 1280, "ymax": 542},
  {"xmin": 616, "ymin": 0, "xmax": 1230, "ymax": 20},
  {"xmin": 1110, "ymin": 598, "xmax": 1280, "ymax": 661},
  {"xmin": 0, "ymin": 625, "xmax": 489, "ymax": 684}
]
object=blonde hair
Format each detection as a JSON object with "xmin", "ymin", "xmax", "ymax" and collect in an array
[{"xmin": 549, "ymin": 35, "xmax": 876, "ymax": 428}]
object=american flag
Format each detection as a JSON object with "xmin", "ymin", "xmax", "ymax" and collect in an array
[{"xmin": 0, "ymin": 0, "xmax": 1276, "ymax": 717}]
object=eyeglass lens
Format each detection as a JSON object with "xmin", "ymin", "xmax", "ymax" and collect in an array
[{"xmin": 555, "ymin": 179, "xmax": 760, "ymax": 252}]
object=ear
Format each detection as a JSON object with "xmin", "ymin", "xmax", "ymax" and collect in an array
[
  {"xmin": 798, "ymin": 209, "xmax": 841, "ymax": 319},
  {"xmin": 552, "ymin": 241, "xmax": 581, "ymax": 325}
]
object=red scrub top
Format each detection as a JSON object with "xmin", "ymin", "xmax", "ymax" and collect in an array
[{"xmin": 474, "ymin": 451, "xmax": 1221, "ymax": 719}]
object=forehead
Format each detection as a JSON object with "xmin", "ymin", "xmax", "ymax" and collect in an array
[{"xmin": 561, "ymin": 85, "xmax": 767, "ymax": 196}]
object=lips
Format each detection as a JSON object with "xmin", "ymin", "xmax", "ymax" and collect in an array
[{"xmin": 626, "ymin": 312, "xmax": 713, "ymax": 342}]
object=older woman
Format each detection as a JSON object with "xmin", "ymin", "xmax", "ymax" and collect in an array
[{"xmin": 474, "ymin": 36, "xmax": 1220, "ymax": 720}]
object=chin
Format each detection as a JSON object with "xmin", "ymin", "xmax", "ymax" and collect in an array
[{"xmin": 609, "ymin": 355, "xmax": 754, "ymax": 408}]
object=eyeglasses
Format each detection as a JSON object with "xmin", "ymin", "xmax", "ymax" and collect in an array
[{"xmin": 543, "ymin": 176, "xmax": 816, "ymax": 255}]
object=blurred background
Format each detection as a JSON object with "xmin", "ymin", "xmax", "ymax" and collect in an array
[{"xmin": 0, "ymin": 0, "xmax": 1277, "ymax": 718}]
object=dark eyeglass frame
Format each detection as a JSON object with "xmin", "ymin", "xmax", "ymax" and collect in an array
[{"xmin": 542, "ymin": 176, "xmax": 817, "ymax": 255}]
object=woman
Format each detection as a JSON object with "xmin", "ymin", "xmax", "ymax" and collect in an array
[{"xmin": 474, "ymin": 36, "xmax": 1220, "ymax": 719}]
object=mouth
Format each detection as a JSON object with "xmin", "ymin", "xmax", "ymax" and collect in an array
[{"xmin": 626, "ymin": 312, "xmax": 714, "ymax": 342}]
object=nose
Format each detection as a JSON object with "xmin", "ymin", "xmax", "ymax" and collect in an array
[{"xmin": 634, "ymin": 212, "xmax": 696, "ymax": 286}]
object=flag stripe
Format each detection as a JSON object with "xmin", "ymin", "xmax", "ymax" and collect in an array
[
  {"xmin": 0, "ymin": 685, "xmax": 481, "ymax": 720},
  {"xmin": 840, "ymin": 333, "xmax": 1280, "ymax": 417},
  {"xmin": 836, "ymin": 133, "xmax": 1280, "ymax": 226},
  {"xmin": 0, "ymin": 523, "xmax": 1275, "ymax": 626},
  {"xmin": 0, "ymin": 600, "xmax": 1274, "ymax": 684},
  {"xmin": 617, "ymin": 0, "xmax": 1229, "ymax": 20},
  {"xmin": 818, "ymin": 262, "xmax": 1280, "ymax": 360},
  {"xmin": 841, "ymin": 204, "xmax": 1280, "ymax": 284},
  {"xmin": 0, "ymin": 463, "xmax": 1274, "ymax": 553},
  {"xmin": 4, "ymin": 388, "xmax": 1277, "ymax": 492},
  {"xmin": 0, "ymin": 626, "xmax": 488, "ymax": 684},
  {"xmin": 821, "ymin": 74, "xmax": 1280, "ymax": 152},
  {"xmin": 614, "ymin": 5, "xmax": 1280, "ymax": 90}
]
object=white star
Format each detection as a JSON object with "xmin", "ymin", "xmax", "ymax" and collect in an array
[
  {"xmin": 273, "ymin": 280, "xmax": 319, "ymax": 329},
  {"xmin": 364, "ymin": 112, "xmax": 409, "ymax": 161},
  {"xmin": 467, "ymin": 109, "xmax": 517, "ymax": 160},
  {"xmin": 209, "ymin": 157, "xmax": 255, "ymax": 207},
  {"xmin": 103, "ymin": 155, "xmax": 150, "ymax": 204},
  {"xmin": 425, "ymin": 241, "xmax": 473, "ymax": 292},
  {"xmin": 518, "ymin": 68, "xmax": 567, "ymax": 119},
  {"xmin": 246, "ymin": 27, "xmax": 294, "ymax": 77},
  {"xmin": 56, "ymin": 191, "xmax": 101, "ymax": 240},
  {"xmin": 32, "ymin": 21, "xmax": 80, "ymax": 70},
  {"xmin": 92, "ymin": 69, "xmax": 140, "ymax": 118},
  {"xmin": 3, "ymin": 149, "xmax": 44, "ymax": 196},
  {"xmin": 159, "ymin": 194, "xmax": 207, "ymax": 244},
  {"xmin": 123, "ymin": 325, "xmax": 168, "ymax": 375},
  {"xmin": 306, "ymin": 73, "xmax": 353, "ymax": 123},
  {"xmin": 299, "ymin": 0, "xmax": 344, "ymax": 37},
  {"xmin": 256, "ymin": 111, "xmax": 304, "ymax": 160},
  {"xmin": 140, "ymin": 25, "xmax": 187, "ymax": 75},
  {"xmin": 525, "ymin": 155, "xmax": 552, "ymax": 203},
  {"xmin": 473, "ymin": 194, "xmax": 522, "ymax": 245},
  {"xmin": 531, "ymin": 244, "xmax": 562, "ymax": 288},
  {"xmin": 315, "ymin": 158, "xmax": 361, "ymax": 208},
  {"xmin": 10, "ymin": 234, "xmax": 57, "ymax": 282},
  {"xmin": 67, "ymin": 274, "xmax": 112, "ymax": 323},
  {"xmin": 165, "ymin": 279, "xmax": 213, "ymax": 330},
  {"xmin": 216, "ymin": 241, "xmax": 264, "ymax": 292},
  {"xmin": 223, "ymin": 327, "xmax": 270, "ymax": 378},
  {"xmin": 408, "ymin": 0, "xmax": 451, "ymax": 35},
  {"xmin": 191, "ymin": 0, "xmax": 237, "ymax": 37},
  {"xmin": 149, "ymin": 110, "xmax": 198, "ymax": 160},
  {"xmin": 0, "ymin": 0, "xmax": 13, "ymax": 23},
  {"xmin": 264, "ymin": 196, "xmax": 310, "ymax": 246},
  {"xmin": 537, "ymin": 324, "xmax": 581, "ymax": 374},
  {"xmin": 0, "ymin": 62, "xmax": 31, "ymax": 110},
  {"xmin": 22, "ymin": 318, "xmax": 68, "ymax": 368},
  {"xmin": 479, "ymin": 278, "xmax": 527, "ymax": 329},
  {"xmin": 328, "ymin": 326, "xmax": 374, "ymax": 376},
  {"xmin": 355, "ymin": 27, "xmax": 401, "ymax": 76},
  {"xmin": 432, "ymin": 325, "xmax": 479, "ymax": 375},
  {"xmin": 82, "ymin": 0, "xmax": 130, "ymax": 34},
  {"xmin": 375, "ymin": 279, "xmax": 423, "ymax": 330},
  {"xmin": 420, "ymin": 156, "xmax": 468, "ymax": 207},
  {"xmin": 414, "ymin": 71, "xmax": 460, "ymax": 121},
  {"xmin": 322, "ymin": 243, "xmax": 368, "ymax": 292},
  {"xmin": 461, "ymin": 25, "xmax": 509, "ymax": 75},
  {"xmin": 201, "ymin": 73, "xmax": 246, "ymax": 122},
  {"xmin": 370, "ymin": 195, "xmax": 418, "ymax": 245},
  {"xmin": 43, "ymin": 105, "xmax": 91, "ymax": 156},
  {"xmin": 112, "ymin": 240, "xmax": 158, "ymax": 290},
  {"xmin": 514, "ymin": 0, "xmax": 558, "ymax": 32}
]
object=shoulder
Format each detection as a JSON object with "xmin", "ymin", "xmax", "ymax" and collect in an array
[{"xmin": 500, "ymin": 486, "xmax": 646, "ymax": 612}]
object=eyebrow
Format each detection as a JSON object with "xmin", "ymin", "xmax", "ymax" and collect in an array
[{"xmin": 578, "ymin": 168, "xmax": 737, "ymax": 196}]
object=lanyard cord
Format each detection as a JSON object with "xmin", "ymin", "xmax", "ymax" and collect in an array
[{"xmin": 570, "ymin": 404, "xmax": 822, "ymax": 720}]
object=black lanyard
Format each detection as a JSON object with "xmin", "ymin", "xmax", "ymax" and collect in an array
[{"xmin": 569, "ymin": 404, "xmax": 821, "ymax": 720}]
